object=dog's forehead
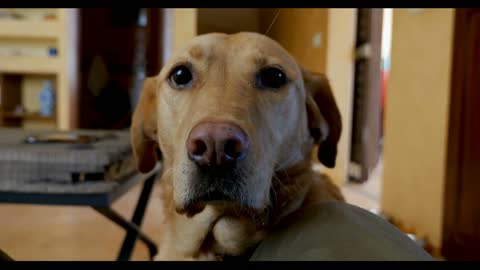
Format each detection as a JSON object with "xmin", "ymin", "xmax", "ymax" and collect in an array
[
  {"xmin": 227, "ymin": 32, "xmax": 290, "ymax": 53},
  {"xmin": 228, "ymin": 33, "xmax": 298, "ymax": 68},
  {"xmin": 167, "ymin": 32, "xmax": 299, "ymax": 74},
  {"xmin": 186, "ymin": 32, "xmax": 289, "ymax": 51}
]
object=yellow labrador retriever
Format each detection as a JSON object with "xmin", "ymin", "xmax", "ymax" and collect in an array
[{"xmin": 131, "ymin": 32, "xmax": 344, "ymax": 260}]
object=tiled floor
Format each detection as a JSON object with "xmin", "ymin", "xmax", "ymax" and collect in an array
[
  {"xmin": 0, "ymin": 183, "xmax": 165, "ymax": 261},
  {"xmin": 341, "ymin": 157, "xmax": 383, "ymax": 211},
  {"xmin": 0, "ymin": 161, "xmax": 383, "ymax": 261}
]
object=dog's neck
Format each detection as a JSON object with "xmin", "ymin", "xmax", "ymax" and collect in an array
[
  {"xmin": 274, "ymin": 158, "xmax": 312, "ymax": 180},
  {"xmin": 269, "ymin": 158, "xmax": 315, "ymax": 224}
]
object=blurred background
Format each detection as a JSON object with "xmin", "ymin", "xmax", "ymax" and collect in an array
[{"xmin": 0, "ymin": 8, "xmax": 478, "ymax": 261}]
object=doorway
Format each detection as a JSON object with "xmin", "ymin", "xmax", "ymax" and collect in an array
[{"xmin": 342, "ymin": 8, "xmax": 392, "ymax": 210}]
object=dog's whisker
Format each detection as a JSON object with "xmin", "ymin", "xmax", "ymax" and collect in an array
[
  {"xmin": 272, "ymin": 172, "xmax": 288, "ymax": 194},
  {"xmin": 274, "ymin": 150, "xmax": 304, "ymax": 171},
  {"xmin": 270, "ymin": 172, "xmax": 281, "ymax": 207},
  {"xmin": 264, "ymin": 9, "xmax": 281, "ymax": 36}
]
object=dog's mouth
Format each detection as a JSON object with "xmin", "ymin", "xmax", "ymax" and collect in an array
[
  {"xmin": 175, "ymin": 169, "xmax": 270, "ymax": 222},
  {"xmin": 176, "ymin": 187, "xmax": 248, "ymax": 217},
  {"xmin": 176, "ymin": 189, "xmax": 228, "ymax": 213},
  {"xmin": 177, "ymin": 195, "xmax": 270, "ymax": 230}
]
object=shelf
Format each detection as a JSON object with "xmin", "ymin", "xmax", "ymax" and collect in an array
[
  {"xmin": 1, "ymin": 111, "xmax": 56, "ymax": 122},
  {"xmin": 0, "ymin": 20, "xmax": 60, "ymax": 39},
  {"xmin": 0, "ymin": 55, "xmax": 60, "ymax": 74}
]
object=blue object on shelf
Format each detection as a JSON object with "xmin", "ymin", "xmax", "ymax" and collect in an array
[
  {"xmin": 48, "ymin": 47, "xmax": 58, "ymax": 57},
  {"xmin": 39, "ymin": 81, "xmax": 55, "ymax": 117}
]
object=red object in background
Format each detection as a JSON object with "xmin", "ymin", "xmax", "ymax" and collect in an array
[
  {"xmin": 44, "ymin": 14, "xmax": 56, "ymax": 21},
  {"xmin": 380, "ymin": 69, "xmax": 388, "ymax": 138},
  {"xmin": 381, "ymin": 70, "xmax": 388, "ymax": 111}
]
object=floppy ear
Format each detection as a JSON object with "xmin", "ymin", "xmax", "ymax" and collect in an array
[
  {"xmin": 131, "ymin": 77, "xmax": 160, "ymax": 173},
  {"xmin": 302, "ymin": 68, "xmax": 342, "ymax": 168}
]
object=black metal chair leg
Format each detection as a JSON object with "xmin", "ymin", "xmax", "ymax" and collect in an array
[
  {"xmin": 93, "ymin": 173, "xmax": 158, "ymax": 261},
  {"xmin": 94, "ymin": 207, "xmax": 158, "ymax": 260},
  {"xmin": 118, "ymin": 173, "xmax": 157, "ymax": 260}
]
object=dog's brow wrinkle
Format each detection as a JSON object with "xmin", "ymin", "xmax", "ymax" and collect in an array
[
  {"xmin": 251, "ymin": 56, "xmax": 267, "ymax": 67},
  {"xmin": 189, "ymin": 45, "xmax": 204, "ymax": 59}
]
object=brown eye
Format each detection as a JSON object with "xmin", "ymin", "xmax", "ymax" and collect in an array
[
  {"xmin": 169, "ymin": 65, "xmax": 193, "ymax": 88},
  {"xmin": 257, "ymin": 67, "xmax": 287, "ymax": 89}
]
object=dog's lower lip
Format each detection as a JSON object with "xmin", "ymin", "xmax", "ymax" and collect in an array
[
  {"xmin": 177, "ymin": 199, "xmax": 245, "ymax": 217},
  {"xmin": 176, "ymin": 201, "xmax": 207, "ymax": 217},
  {"xmin": 180, "ymin": 198, "xmax": 235, "ymax": 217}
]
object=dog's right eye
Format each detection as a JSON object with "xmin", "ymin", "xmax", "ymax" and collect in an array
[
  {"xmin": 256, "ymin": 67, "xmax": 288, "ymax": 89},
  {"xmin": 168, "ymin": 65, "xmax": 193, "ymax": 88}
]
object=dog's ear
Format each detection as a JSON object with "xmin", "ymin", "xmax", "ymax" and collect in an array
[
  {"xmin": 302, "ymin": 68, "xmax": 342, "ymax": 168},
  {"xmin": 131, "ymin": 77, "xmax": 160, "ymax": 173}
]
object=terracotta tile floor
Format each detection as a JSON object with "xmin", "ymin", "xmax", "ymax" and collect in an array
[{"xmin": 0, "ymin": 182, "xmax": 166, "ymax": 261}]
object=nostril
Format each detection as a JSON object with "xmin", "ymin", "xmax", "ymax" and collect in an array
[
  {"xmin": 224, "ymin": 139, "xmax": 245, "ymax": 160},
  {"xmin": 191, "ymin": 139, "xmax": 207, "ymax": 156}
]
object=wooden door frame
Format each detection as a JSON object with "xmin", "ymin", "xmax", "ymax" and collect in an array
[
  {"xmin": 145, "ymin": 8, "xmax": 164, "ymax": 77},
  {"xmin": 442, "ymin": 8, "xmax": 480, "ymax": 260},
  {"xmin": 349, "ymin": 8, "xmax": 383, "ymax": 182}
]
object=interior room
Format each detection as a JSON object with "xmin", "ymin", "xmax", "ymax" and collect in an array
[{"xmin": 0, "ymin": 8, "xmax": 478, "ymax": 261}]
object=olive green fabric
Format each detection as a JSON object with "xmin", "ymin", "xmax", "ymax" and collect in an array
[
  {"xmin": 250, "ymin": 202, "xmax": 434, "ymax": 261},
  {"xmin": 0, "ymin": 249, "xmax": 13, "ymax": 261}
]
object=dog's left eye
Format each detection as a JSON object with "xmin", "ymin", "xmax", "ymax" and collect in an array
[
  {"xmin": 168, "ymin": 65, "xmax": 193, "ymax": 88},
  {"xmin": 257, "ymin": 67, "xmax": 287, "ymax": 89}
]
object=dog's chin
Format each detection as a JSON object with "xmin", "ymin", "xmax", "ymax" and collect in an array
[
  {"xmin": 176, "ymin": 196, "xmax": 261, "ymax": 217},
  {"xmin": 175, "ymin": 191, "xmax": 269, "ymax": 227}
]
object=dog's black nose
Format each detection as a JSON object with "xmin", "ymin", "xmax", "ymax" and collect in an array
[{"xmin": 186, "ymin": 122, "xmax": 249, "ymax": 167}]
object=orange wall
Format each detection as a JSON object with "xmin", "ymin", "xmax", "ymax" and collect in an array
[
  {"xmin": 381, "ymin": 8, "xmax": 455, "ymax": 250},
  {"xmin": 172, "ymin": 9, "xmax": 198, "ymax": 53},
  {"xmin": 260, "ymin": 8, "xmax": 329, "ymax": 73},
  {"xmin": 197, "ymin": 9, "xmax": 260, "ymax": 34}
]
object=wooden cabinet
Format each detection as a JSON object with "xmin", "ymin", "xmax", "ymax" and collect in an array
[{"xmin": 0, "ymin": 9, "xmax": 78, "ymax": 130}]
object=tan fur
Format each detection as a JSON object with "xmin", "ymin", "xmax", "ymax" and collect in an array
[{"xmin": 131, "ymin": 32, "xmax": 344, "ymax": 261}]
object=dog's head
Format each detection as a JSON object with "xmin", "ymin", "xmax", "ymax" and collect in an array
[{"xmin": 131, "ymin": 32, "xmax": 341, "ymax": 218}]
